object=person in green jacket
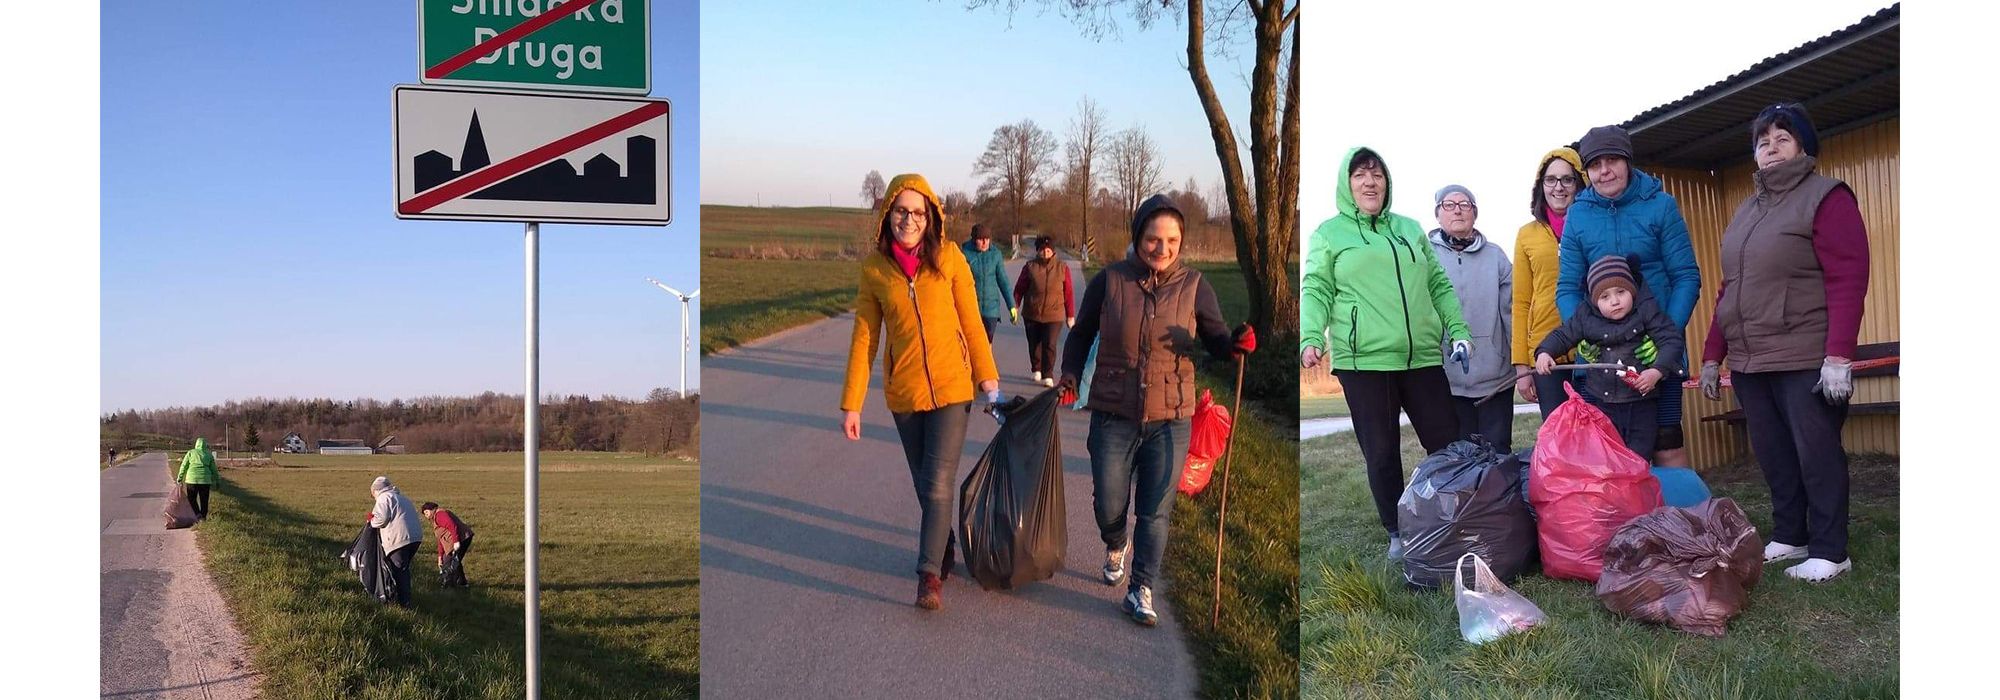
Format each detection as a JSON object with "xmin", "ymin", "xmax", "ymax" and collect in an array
[
  {"xmin": 1300, "ymin": 147, "xmax": 1473, "ymax": 561},
  {"xmin": 177, "ymin": 438, "xmax": 219, "ymax": 521},
  {"xmin": 959, "ymin": 223, "xmax": 1016, "ymax": 343}
]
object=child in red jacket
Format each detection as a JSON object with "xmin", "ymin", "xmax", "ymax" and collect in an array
[{"xmin": 421, "ymin": 502, "xmax": 474, "ymax": 587}]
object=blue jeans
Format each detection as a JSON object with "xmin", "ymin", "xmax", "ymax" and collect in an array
[
  {"xmin": 1087, "ymin": 411, "xmax": 1190, "ymax": 591},
  {"xmin": 891, "ymin": 402, "xmax": 970, "ymax": 577}
]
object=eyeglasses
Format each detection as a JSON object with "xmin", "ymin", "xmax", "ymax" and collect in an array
[
  {"xmin": 1437, "ymin": 201, "xmax": 1475, "ymax": 213},
  {"xmin": 1541, "ymin": 175, "xmax": 1579, "ymax": 189},
  {"xmin": 890, "ymin": 207, "xmax": 927, "ymax": 220}
]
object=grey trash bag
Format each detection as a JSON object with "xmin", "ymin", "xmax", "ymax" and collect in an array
[{"xmin": 1397, "ymin": 436, "xmax": 1537, "ymax": 589}]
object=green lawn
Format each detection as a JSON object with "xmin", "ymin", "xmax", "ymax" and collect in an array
[
  {"xmin": 1299, "ymin": 416, "xmax": 1899, "ymax": 698},
  {"xmin": 1301, "ymin": 395, "xmax": 1350, "ymax": 420},
  {"xmin": 700, "ymin": 205, "xmax": 872, "ymax": 354},
  {"xmin": 198, "ymin": 452, "xmax": 699, "ymax": 699},
  {"xmin": 1163, "ymin": 372, "xmax": 1301, "ymax": 699}
]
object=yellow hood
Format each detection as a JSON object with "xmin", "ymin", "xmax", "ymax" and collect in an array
[{"xmin": 877, "ymin": 173, "xmax": 947, "ymax": 241}]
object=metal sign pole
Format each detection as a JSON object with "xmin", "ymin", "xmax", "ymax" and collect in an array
[
  {"xmin": 680, "ymin": 303, "xmax": 689, "ymax": 397},
  {"xmin": 523, "ymin": 221, "xmax": 542, "ymax": 699}
]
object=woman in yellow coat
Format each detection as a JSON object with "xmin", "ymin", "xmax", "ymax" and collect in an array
[
  {"xmin": 1511, "ymin": 147, "xmax": 1586, "ymax": 417},
  {"xmin": 840, "ymin": 173, "xmax": 1001, "ymax": 611}
]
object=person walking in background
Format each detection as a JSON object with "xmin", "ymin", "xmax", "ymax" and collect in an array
[
  {"xmin": 421, "ymin": 502, "xmax": 474, "ymax": 587},
  {"xmin": 840, "ymin": 173, "xmax": 1002, "ymax": 611},
  {"xmin": 1015, "ymin": 235, "xmax": 1074, "ymax": 387},
  {"xmin": 1428, "ymin": 184, "xmax": 1516, "ymax": 452},
  {"xmin": 1513, "ymin": 147, "xmax": 1586, "ymax": 417},
  {"xmin": 369, "ymin": 476, "xmax": 423, "ymax": 607},
  {"xmin": 1559, "ymin": 125, "xmax": 1702, "ymax": 467},
  {"xmin": 1699, "ymin": 103, "xmax": 1870, "ymax": 583},
  {"xmin": 960, "ymin": 223, "xmax": 1015, "ymax": 343},
  {"xmin": 1059, "ymin": 194, "xmax": 1255, "ymax": 626},
  {"xmin": 1300, "ymin": 147, "xmax": 1472, "ymax": 562},
  {"xmin": 176, "ymin": 438, "xmax": 218, "ymax": 521},
  {"xmin": 1535, "ymin": 256, "xmax": 1686, "ymax": 457}
]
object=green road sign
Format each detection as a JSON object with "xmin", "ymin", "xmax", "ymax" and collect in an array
[{"xmin": 420, "ymin": 0, "xmax": 649, "ymax": 94}]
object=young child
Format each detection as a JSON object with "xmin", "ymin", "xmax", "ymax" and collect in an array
[
  {"xmin": 1535, "ymin": 256, "xmax": 1686, "ymax": 457},
  {"xmin": 420, "ymin": 502, "xmax": 474, "ymax": 588}
]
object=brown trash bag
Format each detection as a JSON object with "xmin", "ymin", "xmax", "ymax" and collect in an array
[
  {"xmin": 1594, "ymin": 498, "xmax": 1763, "ymax": 637},
  {"xmin": 164, "ymin": 486, "xmax": 198, "ymax": 529}
]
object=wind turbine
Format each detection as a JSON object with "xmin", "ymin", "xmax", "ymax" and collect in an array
[{"xmin": 646, "ymin": 278, "xmax": 700, "ymax": 397}]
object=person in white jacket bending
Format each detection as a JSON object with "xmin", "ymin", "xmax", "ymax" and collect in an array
[{"xmin": 370, "ymin": 475, "xmax": 424, "ymax": 607}]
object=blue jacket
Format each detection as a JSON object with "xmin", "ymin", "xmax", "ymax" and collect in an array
[
  {"xmin": 1556, "ymin": 168, "xmax": 1702, "ymax": 328},
  {"xmin": 961, "ymin": 240, "xmax": 1011, "ymax": 319}
]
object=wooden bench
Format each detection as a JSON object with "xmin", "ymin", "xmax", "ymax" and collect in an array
[{"xmin": 1697, "ymin": 341, "xmax": 1900, "ymax": 425}]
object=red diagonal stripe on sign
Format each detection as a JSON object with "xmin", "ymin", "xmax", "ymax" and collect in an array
[
  {"xmin": 424, "ymin": 0, "xmax": 602, "ymax": 80},
  {"xmin": 401, "ymin": 100, "xmax": 667, "ymax": 215}
]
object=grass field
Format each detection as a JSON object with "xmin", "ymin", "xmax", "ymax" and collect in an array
[
  {"xmin": 198, "ymin": 451, "xmax": 699, "ymax": 699},
  {"xmin": 701, "ymin": 205, "xmax": 872, "ymax": 353},
  {"xmin": 1299, "ymin": 416, "xmax": 1899, "ymax": 698},
  {"xmin": 1301, "ymin": 395, "xmax": 1351, "ymax": 420}
]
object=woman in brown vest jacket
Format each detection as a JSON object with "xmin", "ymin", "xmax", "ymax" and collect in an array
[
  {"xmin": 1059, "ymin": 194, "xmax": 1254, "ymax": 626},
  {"xmin": 1697, "ymin": 104, "xmax": 1870, "ymax": 583},
  {"xmin": 1014, "ymin": 235, "xmax": 1075, "ymax": 387}
]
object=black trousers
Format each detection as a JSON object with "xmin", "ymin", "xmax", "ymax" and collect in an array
[
  {"xmin": 1025, "ymin": 321, "xmax": 1063, "ymax": 375},
  {"xmin": 444, "ymin": 535, "xmax": 473, "ymax": 587},
  {"xmin": 184, "ymin": 484, "xmax": 211, "ymax": 519},
  {"xmin": 1533, "ymin": 372, "xmax": 1572, "ymax": 419},
  {"xmin": 1598, "ymin": 398, "xmax": 1660, "ymax": 460},
  {"xmin": 891, "ymin": 402, "xmax": 970, "ymax": 577},
  {"xmin": 1336, "ymin": 367, "xmax": 1459, "ymax": 535},
  {"xmin": 384, "ymin": 543, "xmax": 418, "ymax": 607},
  {"xmin": 1735, "ymin": 369, "xmax": 1850, "ymax": 561},
  {"xmin": 1452, "ymin": 392, "xmax": 1515, "ymax": 454},
  {"xmin": 981, "ymin": 317, "xmax": 998, "ymax": 344}
]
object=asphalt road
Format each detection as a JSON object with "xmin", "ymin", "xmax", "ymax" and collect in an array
[
  {"xmin": 699, "ymin": 254, "xmax": 1201, "ymax": 698},
  {"xmin": 101, "ymin": 453, "xmax": 258, "ymax": 699}
]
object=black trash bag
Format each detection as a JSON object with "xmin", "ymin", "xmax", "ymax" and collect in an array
[
  {"xmin": 339, "ymin": 525, "xmax": 393, "ymax": 603},
  {"xmin": 1515, "ymin": 447, "xmax": 1537, "ymax": 519},
  {"xmin": 955, "ymin": 388, "xmax": 1067, "ymax": 591},
  {"xmin": 440, "ymin": 551, "xmax": 468, "ymax": 588},
  {"xmin": 1397, "ymin": 437, "xmax": 1537, "ymax": 589}
]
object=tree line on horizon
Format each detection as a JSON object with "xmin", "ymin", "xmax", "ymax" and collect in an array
[{"xmin": 100, "ymin": 390, "xmax": 700, "ymax": 458}]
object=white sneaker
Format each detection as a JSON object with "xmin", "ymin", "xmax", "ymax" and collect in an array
[
  {"xmin": 1101, "ymin": 542, "xmax": 1131, "ymax": 585},
  {"xmin": 1122, "ymin": 585, "xmax": 1158, "ymax": 626},
  {"xmin": 1785, "ymin": 557, "xmax": 1852, "ymax": 582},
  {"xmin": 1031, "ymin": 371, "xmax": 1043, "ymax": 383},
  {"xmin": 1763, "ymin": 541, "xmax": 1809, "ymax": 564},
  {"xmin": 1042, "ymin": 377, "xmax": 1056, "ymax": 388},
  {"xmin": 1387, "ymin": 535, "xmax": 1405, "ymax": 562}
]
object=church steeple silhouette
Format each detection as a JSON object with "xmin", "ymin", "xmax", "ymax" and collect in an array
[{"xmin": 461, "ymin": 111, "xmax": 491, "ymax": 171}]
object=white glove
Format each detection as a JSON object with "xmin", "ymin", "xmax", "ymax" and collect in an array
[{"xmin": 1813, "ymin": 356, "xmax": 1854, "ymax": 405}]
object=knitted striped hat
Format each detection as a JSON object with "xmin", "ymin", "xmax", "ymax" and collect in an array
[{"xmin": 1587, "ymin": 256, "xmax": 1637, "ymax": 300}]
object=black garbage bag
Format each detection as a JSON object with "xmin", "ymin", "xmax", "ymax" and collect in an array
[
  {"xmin": 1515, "ymin": 447, "xmax": 1537, "ymax": 519},
  {"xmin": 955, "ymin": 388, "xmax": 1067, "ymax": 591},
  {"xmin": 1397, "ymin": 437, "xmax": 1537, "ymax": 589},
  {"xmin": 339, "ymin": 524, "xmax": 393, "ymax": 603}
]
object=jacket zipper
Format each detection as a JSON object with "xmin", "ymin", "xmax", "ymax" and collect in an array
[
  {"xmin": 907, "ymin": 277, "xmax": 941, "ymax": 409},
  {"xmin": 1381, "ymin": 218, "xmax": 1416, "ymax": 370},
  {"xmin": 1348, "ymin": 306, "xmax": 1360, "ymax": 372}
]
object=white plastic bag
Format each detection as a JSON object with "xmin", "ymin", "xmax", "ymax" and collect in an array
[{"xmin": 1454, "ymin": 552, "xmax": 1546, "ymax": 644}]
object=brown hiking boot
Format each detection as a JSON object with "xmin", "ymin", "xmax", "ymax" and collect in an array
[{"xmin": 916, "ymin": 573, "xmax": 942, "ymax": 610}]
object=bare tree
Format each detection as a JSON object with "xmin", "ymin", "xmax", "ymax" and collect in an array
[
  {"xmin": 971, "ymin": 119, "xmax": 1058, "ymax": 238},
  {"xmin": 941, "ymin": 190, "xmax": 974, "ymax": 219},
  {"xmin": 1106, "ymin": 126, "xmax": 1165, "ymax": 226},
  {"xmin": 1066, "ymin": 97, "xmax": 1108, "ymax": 262},
  {"xmin": 965, "ymin": 0, "xmax": 1300, "ymax": 335},
  {"xmin": 860, "ymin": 170, "xmax": 886, "ymax": 208}
]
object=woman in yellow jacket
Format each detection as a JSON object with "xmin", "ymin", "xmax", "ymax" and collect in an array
[
  {"xmin": 840, "ymin": 173, "xmax": 1001, "ymax": 611},
  {"xmin": 1511, "ymin": 147, "xmax": 1586, "ymax": 417}
]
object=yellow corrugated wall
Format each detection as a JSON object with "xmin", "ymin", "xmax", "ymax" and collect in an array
[{"xmin": 1651, "ymin": 118, "xmax": 1900, "ymax": 469}]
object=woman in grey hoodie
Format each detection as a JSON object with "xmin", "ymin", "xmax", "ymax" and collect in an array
[
  {"xmin": 1429, "ymin": 185, "xmax": 1516, "ymax": 452},
  {"xmin": 369, "ymin": 476, "xmax": 424, "ymax": 607}
]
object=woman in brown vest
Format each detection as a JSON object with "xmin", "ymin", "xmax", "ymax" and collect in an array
[
  {"xmin": 1698, "ymin": 104, "xmax": 1870, "ymax": 583},
  {"xmin": 1059, "ymin": 194, "xmax": 1254, "ymax": 626},
  {"xmin": 1013, "ymin": 235, "xmax": 1074, "ymax": 387}
]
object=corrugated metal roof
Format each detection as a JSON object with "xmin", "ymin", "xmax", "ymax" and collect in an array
[{"xmin": 1617, "ymin": 4, "xmax": 1899, "ymax": 170}]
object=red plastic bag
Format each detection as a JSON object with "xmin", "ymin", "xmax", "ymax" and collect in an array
[
  {"xmin": 1178, "ymin": 390, "xmax": 1233, "ymax": 496},
  {"xmin": 1527, "ymin": 385, "xmax": 1663, "ymax": 581}
]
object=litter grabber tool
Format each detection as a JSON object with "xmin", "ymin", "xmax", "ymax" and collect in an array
[
  {"xmin": 1681, "ymin": 356, "xmax": 1897, "ymax": 390},
  {"xmin": 1212, "ymin": 354, "xmax": 1247, "ymax": 629}
]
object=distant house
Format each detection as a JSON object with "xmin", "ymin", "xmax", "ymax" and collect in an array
[
  {"xmin": 279, "ymin": 433, "xmax": 310, "ymax": 454},
  {"xmin": 375, "ymin": 435, "xmax": 407, "ymax": 455},
  {"xmin": 318, "ymin": 439, "xmax": 373, "ymax": 456}
]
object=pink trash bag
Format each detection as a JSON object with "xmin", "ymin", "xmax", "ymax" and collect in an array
[{"xmin": 1527, "ymin": 385, "xmax": 1663, "ymax": 582}]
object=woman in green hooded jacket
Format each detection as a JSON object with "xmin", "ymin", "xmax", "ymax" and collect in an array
[
  {"xmin": 1300, "ymin": 147, "xmax": 1472, "ymax": 560},
  {"xmin": 177, "ymin": 438, "xmax": 219, "ymax": 520}
]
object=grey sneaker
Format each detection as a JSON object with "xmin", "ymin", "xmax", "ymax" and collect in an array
[
  {"xmin": 1101, "ymin": 541, "xmax": 1131, "ymax": 585},
  {"xmin": 1387, "ymin": 535, "xmax": 1405, "ymax": 562},
  {"xmin": 1122, "ymin": 586, "xmax": 1158, "ymax": 626}
]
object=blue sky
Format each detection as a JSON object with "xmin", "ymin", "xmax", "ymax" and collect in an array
[
  {"xmin": 100, "ymin": 0, "xmax": 701, "ymax": 411},
  {"xmin": 701, "ymin": 0, "xmax": 1253, "ymax": 206}
]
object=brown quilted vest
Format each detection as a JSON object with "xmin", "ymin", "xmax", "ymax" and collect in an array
[
  {"xmin": 1086, "ymin": 259, "xmax": 1203, "ymax": 422},
  {"xmin": 1020, "ymin": 257, "xmax": 1068, "ymax": 323},
  {"xmin": 1714, "ymin": 155, "xmax": 1846, "ymax": 373}
]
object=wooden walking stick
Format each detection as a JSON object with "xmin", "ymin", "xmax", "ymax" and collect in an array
[{"xmin": 1212, "ymin": 354, "xmax": 1247, "ymax": 628}]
